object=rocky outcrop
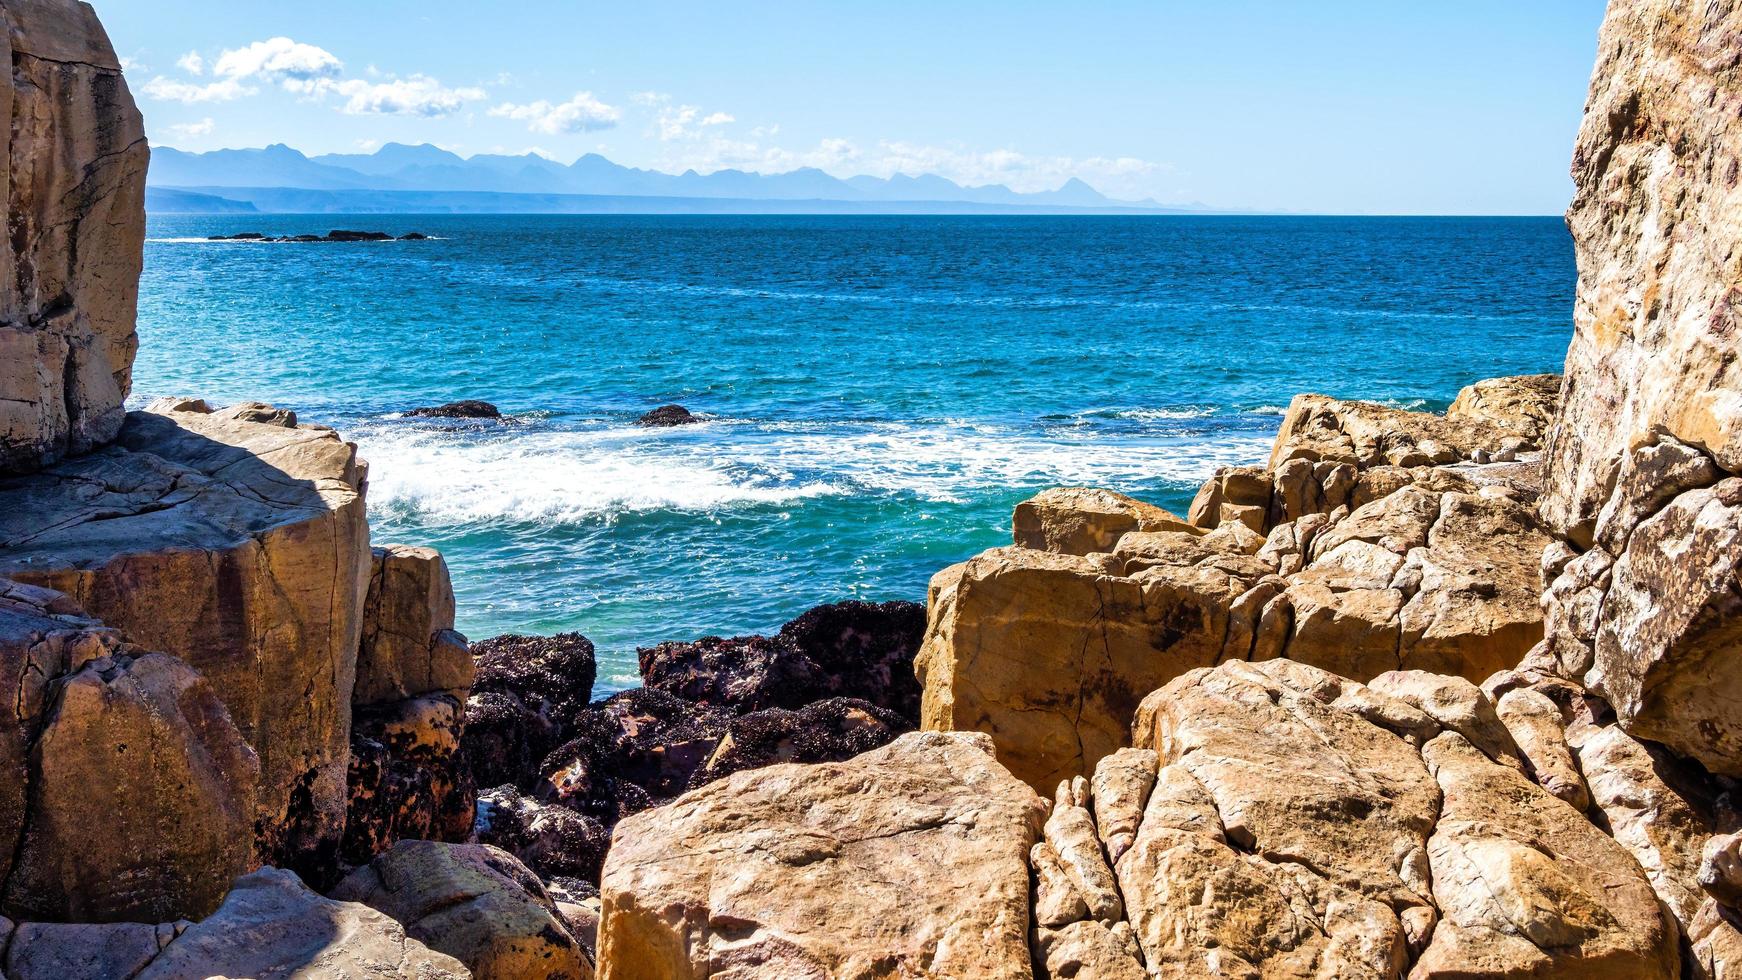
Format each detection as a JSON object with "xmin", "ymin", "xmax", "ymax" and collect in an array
[
  {"xmin": 638, "ymin": 599, "xmax": 925, "ymax": 721},
  {"xmin": 465, "ymin": 631, "xmax": 598, "ymax": 782},
  {"xmin": 687, "ymin": 695, "xmax": 906, "ymax": 786},
  {"xmin": 133, "ymin": 867, "xmax": 468, "ymax": 979},
  {"xmin": 595, "ymin": 731, "xmax": 1045, "ymax": 979},
  {"xmin": 475, "ymin": 785, "xmax": 612, "ymax": 884},
  {"xmin": 408, "ymin": 399, "xmax": 501, "ymax": 420},
  {"xmin": 0, "ymin": 0, "xmax": 149, "ymax": 474},
  {"xmin": 345, "ymin": 545, "xmax": 475, "ymax": 865},
  {"xmin": 1045, "ymin": 660, "xmax": 1683, "ymax": 979},
  {"xmin": 0, "ymin": 580, "xmax": 257, "ymax": 923},
  {"xmin": 1012, "ymin": 486, "xmax": 1197, "ymax": 555},
  {"xmin": 332, "ymin": 840, "xmax": 590, "ymax": 980},
  {"xmin": 918, "ymin": 435, "xmax": 1552, "ymax": 790},
  {"xmin": 0, "ymin": 403, "xmax": 371, "ymax": 873}
]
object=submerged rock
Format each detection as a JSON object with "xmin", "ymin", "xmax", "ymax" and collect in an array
[
  {"xmin": 408, "ymin": 399, "xmax": 502, "ymax": 419},
  {"xmin": 636, "ymin": 404, "xmax": 699, "ymax": 426}
]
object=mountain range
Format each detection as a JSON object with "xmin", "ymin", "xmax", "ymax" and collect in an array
[{"xmin": 145, "ymin": 143, "xmax": 1193, "ymax": 214}]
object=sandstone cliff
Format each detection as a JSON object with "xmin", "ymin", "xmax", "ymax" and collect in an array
[{"xmin": 0, "ymin": 0, "xmax": 147, "ymax": 474}]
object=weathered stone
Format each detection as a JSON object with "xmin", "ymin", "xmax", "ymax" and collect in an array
[
  {"xmin": 539, "ymin": 688, "xmax": 732, "ymax": 823},
  {"xmin": 1031, "ymin": 840, "xmax": 1089, "ymax": 928},
  {"xmin": 1572, "ymin": 724, "xmax": 1712, "ymax": 929},
  {"xmin": 1014, "ymin": 486, "xmax": 1196, "ymax": 556},
  {"xmin": 1495, "ymin": 687, "xmax": 1590, "ymax": 810},
  {"xmin": 1089, "ymin": 747, "xmax": 1157, "ymax": 865},
  {"xmin": 1143, "ymin": 661, "xmax": 1439, "ymax": 914},
  {"xmin": 356, "ymin": 544, "xmax": 470, "ymax": 706},
  {"xmin": 1592, "ymin": 480, "xmax": 1742, "ymax": 774},
  {"xmin": 1046, "ymin": 783, "xmax": 1122, "ymax": 924},
  {"xmin": 1369, "ymin": 669, "xmax": 1520, "ymax": 767},
  {"xmin": 136, "ymin": 867, "xmax": 467, "ymax": 979},
  {"xmin": 1702, "ymin": 832, "xmax": 1742, "ymax": 906},
  {"xmin": 1542, "ymin": 0, "xmax": 1742, "ymax": 542},
  {"xmin": 594, "ymin": 731, "xmax": 1044, "ymax": 979},
  {"xmin": 6, "ymin": 650, "xmax": 257, "ymax": 923},
  {"xmin": 344, "ymin": 692, "xmax": 474, "ymax": 866},
  {"xmin": 0, "ymin": 0, "xmax": 148, "ymax": 474},
  {"xmin": 0, "ymin": 406, "xmax": 371, "ymax": 872},
  {"xmin": 917, "ymin": 547, "xmax": 1242, "ymax": 791},
  {"xmin": 1412, "ymin": 731, "xmax": 1677, "ymax": 979},
  {"xmin": 332, "ymin": 840, "xmax": 589, "ymax": 980},
  {"xmin": 5, "ymin": 921, "xmax": 173, "ymax": 980},
  {"xmin": 1033, "ymin": 919, "xmax": 1147, "ymax": 980},
  {"xmin": 638, "ymin": 599, "xmax": 926, "ymax": 721}
]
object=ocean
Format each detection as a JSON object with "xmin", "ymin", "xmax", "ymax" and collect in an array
[{"xmin": 133, "ymin": 214, "xmax": 1575, "ymax": 688}]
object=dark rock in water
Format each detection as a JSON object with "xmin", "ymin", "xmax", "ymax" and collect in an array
[
  {"xmin": 462, "ymin": 633, "xmax": 597, "ymax": 788},
  {"xmin": 289, "ymin": 234, "xmax": 322, "ymax": 242},
  {"xmin": 538, "ymin": 688, "xmax": 733, "ymax": 823},
  {"xmin": 406, "ymin": 399, "xmax": 501, "ymax": 420},
  {"xmin": 690, "ymin": 697, "xmax": 908, "ymax": 787},
  {"xmin": 326, "ymin": 229, "xmax": 394, "ymax": 242},
  {"xmin": 637, "ymin": 404, "xmax": 700, "ymax": 427},
  {"xmin": 473, "ymin": 785, "xmax": 611, "ymax": 883},
  {"xmin": 639, "ymin": 599, "xmax": 927, "ymax": 722},
  {"xmin": 207, "ymin": 232, "xmax": 266, "ymax": 241},
  {"xmin": 398, "ymin": 231, "xmax": 430, "ymax": 240}
]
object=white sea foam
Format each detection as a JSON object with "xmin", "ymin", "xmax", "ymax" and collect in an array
[{"xmin": 354, "ymin": 419, "xmax": 1272, "ymax": 525}]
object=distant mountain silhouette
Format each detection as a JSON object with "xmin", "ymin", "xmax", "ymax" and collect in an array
[{"xmin": 147, "ymin": 142, "xmax": 1189, "ymax": 213}]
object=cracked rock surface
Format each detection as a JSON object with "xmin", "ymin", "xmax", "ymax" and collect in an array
[
  {"xmin": 0, "ymin": 402, "xmax": 371, "ymax": 874},
  {"xmin": 0, "ymin": 0, "xmax": 148, "ymax": 474},
  {"xmin": 918, "ymin": 379, "xmax": 1554, "ymax": 791},
  {"xmin": 594, "ymin": 731, "xmax": 1045, "ymax": 979}
]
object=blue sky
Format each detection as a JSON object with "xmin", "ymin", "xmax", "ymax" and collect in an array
[{"xmin": 97, "ymin": 1, "xmax": 1606, "ymax": 214}]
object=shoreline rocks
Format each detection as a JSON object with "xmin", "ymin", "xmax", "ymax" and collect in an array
[
  {"xmin": 407, "ymin": 399, "xmax": 502, "ymax": 419},
  {"xmin": 636, "ymin": 404, "xmax": 699, "ymax": 426}
]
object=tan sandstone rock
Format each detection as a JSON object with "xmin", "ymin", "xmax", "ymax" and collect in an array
[
  {"xmin": 135, "ymin": 867, "xmax": 468, "ymax": 980},
  {"xmin": 1494, "ymin": 687, "xmax": 1590, "ymax": 810},
  {"xmin": 1412, "ymin": 730, "xmax": 1677, "ymax": 979},
  {"xmin": 332, "ymin": 840, "xmax": 588, "ymax": 980},
  {"xmin": 0, "ymin": 404, "xmax": 371, "ymax": 868},
  {"xmin": 357, "ymin": 544, "xmax": 472, "ymax": 706},
  {"xmin": 1013, "ymin": 486, "xmax": 1196, "ymax": 555},
  {"xmin": 0, "ymin": 0, "xmax": 148, "ymax": 474},
  {"xmin": 595, "ymin": 731, "xmax": 1044, "ymax": 979},
  {"xmin": 0, "ymin": 580, "xmax": 257, "ymax": 923}
]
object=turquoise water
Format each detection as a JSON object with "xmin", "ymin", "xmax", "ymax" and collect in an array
[{"xmin": 133, "ymin": 215, "xmax": 1574, "ymax": 687}]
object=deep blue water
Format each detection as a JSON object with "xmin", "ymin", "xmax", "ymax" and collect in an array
[{"xmin": 133, "ymin": 214, "xmax": 1574, "ymax": 687}]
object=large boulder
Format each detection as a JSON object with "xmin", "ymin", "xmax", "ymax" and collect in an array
[
  {"xmin": 0, "ymin": 404, "xmax": 371, "ymax": 873},
  {"xmin": 594, "ymin": 731, "xmax": 1045, "ymax": 979},
  {"xmin": 134, "ymin": 867, "xmax": 468, "ymax": 979},
  {"xmin": 0, "ymin": 580, "xmax": 257, "ymax": 923},
  {"xmin": 331, "ymin": 840, "xmax": 590, "ymax": 980},
  {"xmin": 0, "ymin": 0, "xmax": 148, "ymax": 474}
]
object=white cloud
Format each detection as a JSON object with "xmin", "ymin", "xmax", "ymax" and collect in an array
[
  {"xmin": 319, "ymin": 75, "xmax": 485, "ymax": 116},
  {"xmin": 213, "ymin": 37, "xmax": 342, "ymax": 82},
  {"xmin": 355, "ymin": 138, "xmax": 382, "ymax": 151},
  {"xmin": 167, "ymin": 117, "xmax": 215, "ymax": 138},
  {"xmin": 489, "ymin": 91, "xmax": 620, "ymax": 134},
  {"xmin": 142, "ymin": 76, "xmax": 254, "ymax": 104},
  {"xmin": 700, "ymin": 112, "xmax": 734, "ymax": 126},
  {"xmin": 175, "ymin": 51, "xmax": 205, "ymax": 75},
  {"xmin": 118, "ymin": 55, "xmax": 145, "ymax": 72}
]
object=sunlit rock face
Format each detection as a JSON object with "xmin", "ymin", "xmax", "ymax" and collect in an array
[{"xmin": 0, "ymin": 0, "xmax": 148, "ymax": 474}]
